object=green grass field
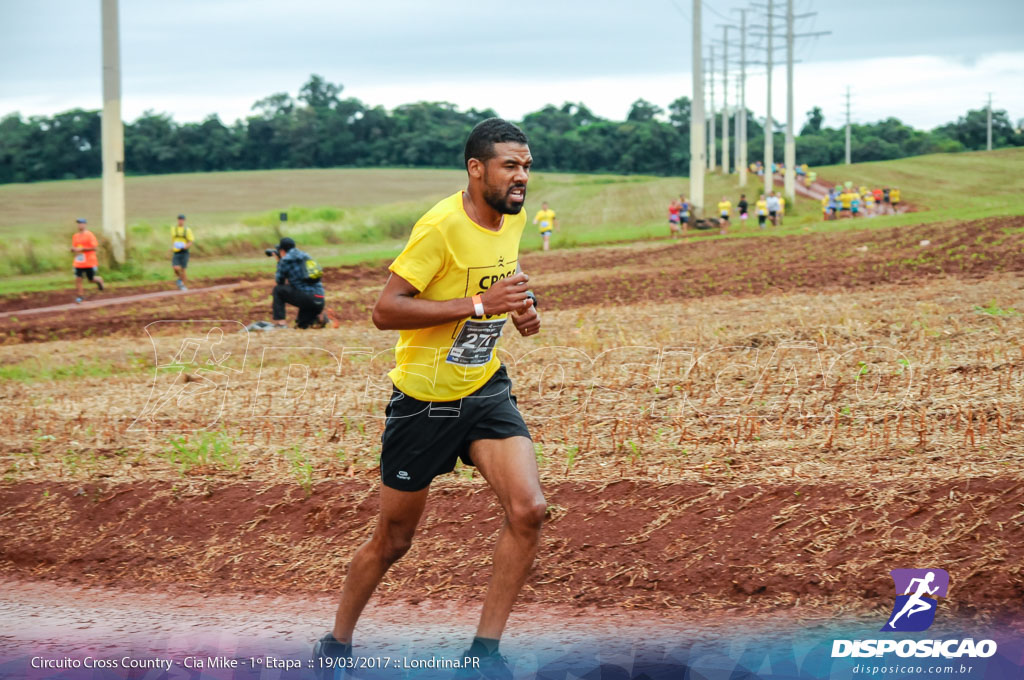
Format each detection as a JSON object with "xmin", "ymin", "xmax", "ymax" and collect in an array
[{"xmin": 0, "ymin": 147, "xmax": 1021, "ymax": 296}]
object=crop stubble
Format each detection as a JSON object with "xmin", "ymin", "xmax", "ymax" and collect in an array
[{"xmin": 0, "ymin": 215, "xmax": 1022, "ymax": 619}]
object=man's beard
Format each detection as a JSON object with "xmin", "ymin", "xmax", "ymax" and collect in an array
[{"xmin": 483, "ymin": 180, "xmax": 526, "ymax": 215}]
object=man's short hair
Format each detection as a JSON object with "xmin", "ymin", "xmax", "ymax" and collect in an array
[{"xmin": 464, "ymin": 118, "xmax": 529, "ymax": 169}]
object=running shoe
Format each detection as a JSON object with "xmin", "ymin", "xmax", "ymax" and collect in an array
[
  {"xmin": 75, "ymin": 296, "xmax": 83, "ymax": 304},
  {"xmin": 176, "ymin": 279, "xmax": 184, "ymax": 290},
  {"xmin": 455, "ymin": 649, "xmax": 513, "ymax": 680},
  {"xmin": 312, "ymin": 632, "xmax": 352, "ymax": 680},
  {"xmin": 96, "ymin": 280, "xmax": 104, "ymax": 291}
]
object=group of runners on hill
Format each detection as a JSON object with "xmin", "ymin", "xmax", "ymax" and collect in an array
[
  {"xmin": 668, "ymin": 190, "xmax": 788, "ymax": 236},
  {"xmin": 667, "ymin": 181, "xmax": 905, "ymax": 236},
  {"xmin": 821, "ymin": 183, "xmax": 903, "ymax": 220}
]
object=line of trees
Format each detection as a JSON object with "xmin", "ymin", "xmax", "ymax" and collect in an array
[{"xmin": 1, "ymin": 74, "xmax": 1022, "ymax": 184}]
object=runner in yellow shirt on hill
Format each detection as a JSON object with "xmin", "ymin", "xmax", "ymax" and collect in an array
[
  {"xmin": 890, "ymin": 188, "xmax": 902, "ymax": 213},
  {"xmin": 532, "ymin": 202, "xmax": 557, "ymax": 251},
  {"xmin": 717, "ymin": 196, "xmax": 732, "ymax": 235},
  {"xmin": 756, "ymin": 194, "xmax": 768, "ymax": 229}
]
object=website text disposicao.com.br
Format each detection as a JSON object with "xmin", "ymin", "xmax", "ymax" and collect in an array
[{"xmin": 850, "ymin": 662, "xmax": 978, "ymax": 675}]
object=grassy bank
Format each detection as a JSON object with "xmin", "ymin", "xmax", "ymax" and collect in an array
[{"xmin": 0, "ymin": 148, "xmax": 1021, "ymax": 295}]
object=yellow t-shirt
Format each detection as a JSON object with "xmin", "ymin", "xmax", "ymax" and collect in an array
[
  {"xmin": 387, "ymin": 191, "xmax": 526, "ymax": 402},
  {"xmin": 890, "ymin": 189, "xmax": 901, "ymax": 202},
  {"xmin": 820, "ymin": 196, "xmax": 829, "ymax": 212},
  {"xmin": 840, "ymin": 192, "xmax": 853, "ymax": 209},
  {"xmin": 756, "ymin": 199, "xmax": 767, "ymax": 216},
  {"xmin": 533, "ymin": 208, "xmax": 556, "ymax": 233},
  {"xmin": 779, "ymin": 197, "xmax": 786, "ymax": 213},
  {"xmin": 717, "ymin": 201, "xmax": 732, "ymax": 215},
  {"xmin": 171, "ymin": 225, "xmax": 195, "ymax": 252}
]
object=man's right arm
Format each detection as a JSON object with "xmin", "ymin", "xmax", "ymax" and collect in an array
[
  {"xmin": 275, "ymin": 259, "xmax": 286, "ymax": 285},
  {"xmin": 372, "ymin": 272, "xmax": 532, "ymax": 331}
]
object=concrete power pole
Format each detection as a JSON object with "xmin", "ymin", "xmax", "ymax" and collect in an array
[
  {"xmin": 689, "ymin": 0, "xmax": 705, "ymax": 218},
  {"xmin": 721, "ymin": 25, "xmax": 731, "ymax": 175},
  {"xmin": 707, "ymin": 45, "xmax": 716, "ymax": 171},
  {"xmin": 763, "ymin": 0, "xmax": 774, "ymax": 196},
  {"xmin": 845, "ymin": 86, "xmax": 852, "ymax": 165},
  {"xmin": 101, "ymin": 0, "xmax": 126, "ymax": 264},
  {"xmin": 782, "ymin": 4, "xmax": 828, "ymax": 203},
  {"xmin": 987, "ymin": 93, "xmax": 993, "ymax": 151},
  {"xmin": 736, "ymin": 8, "xmax": 748, "ymax": 187},
  {"xmin": 783, "ymin": 0, "xmax": 795, "ymax": 204}
]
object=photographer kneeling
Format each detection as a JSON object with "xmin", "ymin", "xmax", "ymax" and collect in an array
[{"xmin": 268, "ymin": 237, "xmax": 333, "ymax": 329}]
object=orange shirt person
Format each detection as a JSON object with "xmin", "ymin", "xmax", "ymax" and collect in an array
[{"xmin": 71, "ymin": 218, "xmax": 104, "ymax": 303}]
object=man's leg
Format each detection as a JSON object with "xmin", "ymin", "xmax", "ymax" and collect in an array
[
  {"xmin": 272, "ymin": 284, "xmax": 292, "ymax": 326},
  {"xmin": 468, "ymin": 436, "xmax": 546, "ymax": 640},
  {"xmin": 75, "ymin": 271, "xmax": 84, "ymax": 299},
  {"xmin": 297, "ymin": 301, "xmax": 324, "ymax": 329},
  {"xmin": 331, "ymin": 484, "xmax": 429, "ymax": 643}
]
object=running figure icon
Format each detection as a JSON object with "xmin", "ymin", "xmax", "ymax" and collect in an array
[
  {"xmin": 887, "ymin": 571, "xmax": 938, "ymax": 628},
  {"xmin": 881, "ymin": 568, "xmax": 949, "ymax": 632}
]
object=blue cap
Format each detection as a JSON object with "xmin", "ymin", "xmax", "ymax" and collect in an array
[
  {"xmin": 76, "ymin": 218, "xmax": 87, "ymax": 224},
  {"xmin": 178, "ymin": 214, "xmax": 186, "ymax": 219}
]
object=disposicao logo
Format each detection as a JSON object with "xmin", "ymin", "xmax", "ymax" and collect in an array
[
  {"xmin": 831, "ymin": 568, "xmax": 998, "ymax": 659},
  {"xmin": 881, "ymin": 568, "xmax": 949, "ymax": 632}
]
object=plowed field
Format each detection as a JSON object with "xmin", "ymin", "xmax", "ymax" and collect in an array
[{"xmin": 1, "ymin": 215, "xmax": 1023, "ymax": 626}]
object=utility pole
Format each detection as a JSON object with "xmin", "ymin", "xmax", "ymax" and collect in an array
[
  {"xmin": 845, "ymin": 86, "xmax": 852, "ymax": 165},
  {"xmin": 689, "ymin": 0, "xmax": 705, "ymax": 218},
  {"xmin": 987, "ymin": 93, "xmax": 993, "ymax": 151},
  {"xmin": 735, "ymin": 8, "xmax": 748, "ymax": 187},
  {"xmin": 707, "ymin": 45, "xmax": 716, "ymax": 171},
  {"xmin": 783, "ymin": 0, "xmax": 795, "ymax": 203},
  {"xmin": 720, "ymin": 25, "xmax": 731, "ymax": 175},
  {"xmin": 734, "ymin": 78, "xmax": 741, "ymax": 176},
  {"xmin": 763, "ymin": 0, "xmax": 774, "ymax": 196},
  {"xmin": 101, "ymin": 0, "xmax": 126, "ymax": 264},
  {"xmin": 782, "ymin": 1, "xmax": 828, "ymax": 202}
]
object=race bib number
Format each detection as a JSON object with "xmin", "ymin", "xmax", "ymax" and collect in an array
[
  {"xmin": 75, "ymin": 253, "xmax": 85, "ymax": 263},
  {"xmin": 446, "ymin": 318, "xmax": 506, "ymax": 366},
  {"xmin": 173, "ymin": 240, "xmax": 186, "ymax": 250},
  {"xmin": 540, "ymin": 220, "xmax": 550, "ymax": 228}
]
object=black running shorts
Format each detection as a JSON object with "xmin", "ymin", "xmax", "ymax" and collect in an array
[
  {"xmin": 380, "ymin": 365, "xmax": 531, "ymax": 491},
  {"xmin": 74, "ymin": 267, "xmax": 97, "ymax": 280}
]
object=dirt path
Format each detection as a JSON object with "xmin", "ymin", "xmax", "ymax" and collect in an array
[
  {"xmin": 0, "ymin": 282, "xmax": 259, "ymax": 320},
  {"xmin": 2, "ymin": 215, "xmax": 1022, "ymax": 344}
]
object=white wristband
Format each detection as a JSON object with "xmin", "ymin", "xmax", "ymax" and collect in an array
[{"xmin": 472, "ymin": 294, "xmax": 485, "ymax": 317}]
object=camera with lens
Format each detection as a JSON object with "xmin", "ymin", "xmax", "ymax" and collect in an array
[{"xmin": 265, "ymin": 248, "xmax": 279, "ymax": 258}]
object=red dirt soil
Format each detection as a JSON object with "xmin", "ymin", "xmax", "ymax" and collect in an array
[
  {"xmin": 2, "ymin": 478, "xmax": 1021, "ymax": 618},
  {"xmin": 2, "ymin": 216, "xmax": 1020, "ymax": 344}
]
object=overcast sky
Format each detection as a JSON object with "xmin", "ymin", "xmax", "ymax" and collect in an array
[{"xmin": 1, "ymin": 0, "xmax": 1022, "ymax": 130}]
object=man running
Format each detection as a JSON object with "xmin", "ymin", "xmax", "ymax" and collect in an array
[
  {"xmin": 766, "ymin": 192, "xmax": 780, "ymax": 226},
  {"xmin": 171, "ymin": 214, "xmax": 194, "ymax": 290},
  {"xmin": 737, "ymin": 194, "xmax": 748, "ymax": 224},
  {"xmin": 532, "ymin": 201, "xmax": 557, "ymax": 251},
  {"xmin": 70, "ymin": 218, "xmax": 104, "ymax": 303},
  {"xmin": 668, "ymin": 199, "xmax": 681, "ymax": 238},
  {"xmin": 756, "ymin": 193, "xmax": 768, "ymax": 229},
  {"xmin": 679, "ymin": 195, "xmax": 691, "ymax": 233},
  {"xmin": 314, "ymin": 119, "xmax": 544, "ymax": 679},
  {"xmin": 890, "ymin": 187, "xmax": 902, "ymax": 213},
  {"xmin": 717, "ymin": 195, "xmax": 731, "ymax": 234}
]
